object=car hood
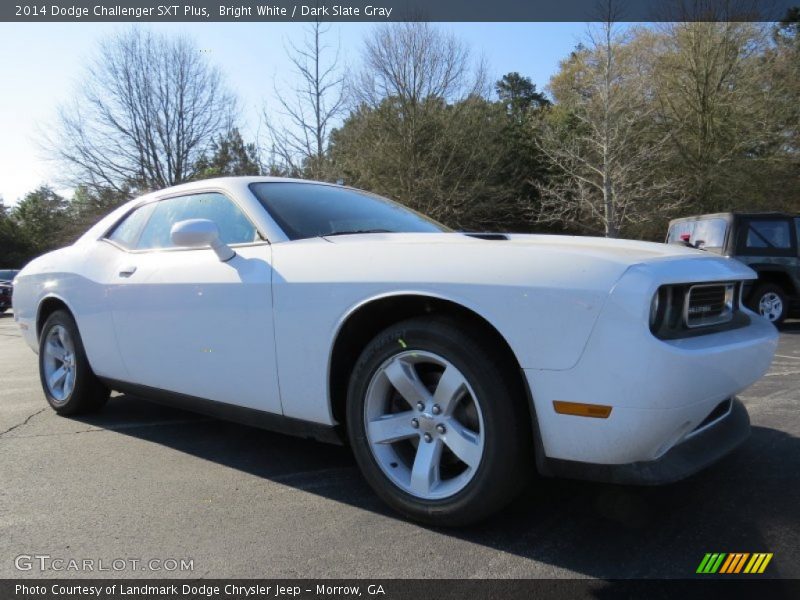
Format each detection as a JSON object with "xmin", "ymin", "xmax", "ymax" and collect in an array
[{"xmin": 323, "ymin": 232, "xmax": 706, "ymax": 267}]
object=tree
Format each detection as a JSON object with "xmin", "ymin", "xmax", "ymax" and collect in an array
[
  {"xmin": 0, "ymin": 198, "xmax": 35, "ymax": 267},
  {"xmin": 651, "ymin": 21, "xmax": 776, "ymax": 212},
  {"xmin": 330, "ymin": 23, "xmax": 499, "ymax": 228},
  {"xmin": 491, "ymin": 73, "xmax": 551, "ymax": 231},
  {"xmin": 264, "ymin": 21, "xmax": 346, "ymax": 179},
  {"xmin": 496, "ymin": 72, "xmax": 549, "ymax": 121},
  {"xmin": 51, "ymin": 28, "xmax": 237, "ymax": 194},
  {"xmin": 534, "ymin": 19, "xmax": 680, "ymax": 238},
  {"xmin": 193, "ymin": 128, "xmax": 261, "ymax": 179},
  {"xmin": 10, "ymin": 187, "xmax": 70, "ymax": 255}
]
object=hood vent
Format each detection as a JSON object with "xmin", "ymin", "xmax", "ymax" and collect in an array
[{"xmin": 463, "ymin": 233, "xmax": 509, "ymax": 241}]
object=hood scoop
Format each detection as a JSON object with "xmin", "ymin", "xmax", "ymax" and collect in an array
[{"xmin": 463, "ymin": 233, "xmax": 509, "ymax": 241}]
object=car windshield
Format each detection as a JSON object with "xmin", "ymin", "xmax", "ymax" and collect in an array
[
  {"xmin": 0, "ymin": 270, "xmax": 18, "ymax": 281},
  {"xmin": 667, "ymin": 218, "xmax": 728, "ymax": 253},
  {"xmin": 249, "ymin": 182, "xmax": 448, "ymax": 241}
]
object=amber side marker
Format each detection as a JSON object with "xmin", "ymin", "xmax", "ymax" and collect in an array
[{"xmin": 553, "ymin": 401, "xmax": 612, "ymax": 418}]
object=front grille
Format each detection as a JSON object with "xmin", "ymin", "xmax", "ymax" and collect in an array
[{"xmin": 684, "ymin": 283, "xmax": 735, "ymax": 328}]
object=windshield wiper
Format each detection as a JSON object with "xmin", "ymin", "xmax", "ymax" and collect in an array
[{"xmin": 324, "ymin": 229, "xmax": 392, "ymax": 236}]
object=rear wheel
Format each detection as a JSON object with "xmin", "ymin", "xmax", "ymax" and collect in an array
[
  {"xmin": 346, "ymin": 316, "xmax": 532, "ymax": 526},
  {"xmin": 39, "ymin": 310, "xmax": 109, "ymax": 415},
  {"xmin": 750, "ymin": 283, "xmax": 787, "ymax": 325}
]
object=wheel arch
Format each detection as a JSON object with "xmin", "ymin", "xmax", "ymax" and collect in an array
[
  {"xmin": 327, "ymin": 292, "xmax": 543, "ymax": 459},
  {"xmin": 36, "ymin": 294, "xmax": 76, "ymax": 342},
  {"xmin": 750, "ymin": 267, "xmax": 798, "ymax": 298}
]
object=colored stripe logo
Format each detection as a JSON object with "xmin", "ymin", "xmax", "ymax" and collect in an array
[{"xmin": 696, "ymin": 553, "xmax": 773, "ymax": 574}]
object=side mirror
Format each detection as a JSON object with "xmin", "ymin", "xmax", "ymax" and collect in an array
[{"xmin": 170, "ymin": 219, "xmax": 235, "ymax": 262}]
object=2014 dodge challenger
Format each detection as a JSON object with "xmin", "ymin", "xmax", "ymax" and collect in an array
[{"xmin": 12, "ymin": 177, "xmax": 778, "ymax": 525}]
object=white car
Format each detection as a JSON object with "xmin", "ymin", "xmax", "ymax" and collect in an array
[{"xmin": 13, "ymin": 177, "xmax": 778, "ymax": 525}]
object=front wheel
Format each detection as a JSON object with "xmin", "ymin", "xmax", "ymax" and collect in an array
[
  {"xmin": 750, "ymin": 283, "xmax": 787, "ymax": 325},
  {"xmin": 39, "ymin": 309, "xmax": 109, "ymax": 415},
  {"xmin": 346, "ymin": 317, "xmax": 532, "ymax": 526}
]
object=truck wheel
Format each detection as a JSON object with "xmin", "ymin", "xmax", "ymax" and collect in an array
[{"xmin": 750, "ymin": 283, "xmax": 787, "ymax": 325}]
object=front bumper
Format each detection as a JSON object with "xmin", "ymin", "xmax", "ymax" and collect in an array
[
  {"xmin": 541, "ymin": 397, "xmax": 750, "ymax": 484},
  {"xmin": 525, "ymin": 258, "xmax": 777, "ymax": 475}
]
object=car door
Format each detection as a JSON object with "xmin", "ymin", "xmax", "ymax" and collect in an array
[{"xmin": 107, "ymin": 191, "xmax": 281, "ymax": 414}]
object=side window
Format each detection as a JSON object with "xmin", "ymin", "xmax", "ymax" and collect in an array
[
  {"xmin": 136, "ymin": 192, "xmax": 257, "ymax": 250},
  {"xmin": 745, "ymin": 220, "xmax": 792, "ymax": 250},
  {"xmin": 105, "ymin": 203, "xmax": 155, "ymax": 250}
]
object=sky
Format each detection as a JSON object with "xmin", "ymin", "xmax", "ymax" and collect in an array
[{"xmin": 0, "ymin": 21, "xmax": 587, "ymax": 206}]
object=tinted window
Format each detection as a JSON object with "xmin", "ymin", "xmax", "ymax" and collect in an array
[
  {"xmin": 744, "ymin": 220, "xmax": 792, "ymax": 250},
  {"xmin": 0, "ymin": 270, "xmax": 19, "ymax": 280},
  {"xmin": 136, "ymin": 193, "xmax": 257, "ymax": 250},
  {"xmin": 249, "ymin": 182, "xmax": 446, "ymax": 241},
  {"xmin": 106, "ymin": 203, "xmax": 155, "ymax": 249}
]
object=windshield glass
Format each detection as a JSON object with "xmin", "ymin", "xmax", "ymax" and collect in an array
[
  {"xmin": 249, "ymin": 182, "xmax": 447, "ymax": 241},
  {"xmin": 0, "ymin": 270, "xmax": 19, "ymax": 280},
  {"xmin": 667, "ymin": 218, "xmax": 728, "ymax": 253}
]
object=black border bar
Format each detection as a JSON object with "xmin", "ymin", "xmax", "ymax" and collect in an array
[
  {"xmin": 3, "ymin": 1, "xmax": 797, "ymax": 23},
  {"xmin": 5, "ymin": 579, "xmax": 800, "ymax": 600}
]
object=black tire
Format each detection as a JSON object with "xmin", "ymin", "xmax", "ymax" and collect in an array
[
  {"xmin": 749, "ymin": 283, "xmax": 788, "ymax": 325},
  {"xmin": 38, "ymin": 309, "xmax": 109, "ymax": 415},
  {"xmin": 346, "ymin": 316, "xmax": 532, "ymax": 526}
]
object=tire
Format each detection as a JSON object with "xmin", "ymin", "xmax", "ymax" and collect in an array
[
  {"xmin": 346, "ymin": 316, "xmax": 532, "ymax": 526},
  {"xmin": 749, "ymin": 283, "xmax": 788, "ymax": 325},
  {"xmin": 38, "ymin": 309, "xmax": 109, "ymax": 415}
]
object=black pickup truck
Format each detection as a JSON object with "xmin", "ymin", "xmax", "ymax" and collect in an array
[{"xmin": 667, "ymin": 212, "xmax": 800, "ymax": 325}]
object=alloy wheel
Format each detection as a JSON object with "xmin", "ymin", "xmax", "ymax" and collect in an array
[
  {"xmin": 363, "ymin": 350, "xmax": 485, "ymax": 500},
  {"xmin": 43, "ymin": 324, "xmax": 77, "ymax": 404}
]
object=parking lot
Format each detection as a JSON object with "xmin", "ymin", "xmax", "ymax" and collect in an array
[{"xmin": 1, "ymin": 311, "xmax": 798, "ymax": 579}]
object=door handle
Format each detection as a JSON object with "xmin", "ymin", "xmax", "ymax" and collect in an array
[{"xmin": 118, "ymin": 265, "xmax": 137, "ymax": 278}]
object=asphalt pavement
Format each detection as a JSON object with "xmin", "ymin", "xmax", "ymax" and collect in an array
[{"xmin": 1, "ymin": 311, "xmax": 798, "ymax": 579}]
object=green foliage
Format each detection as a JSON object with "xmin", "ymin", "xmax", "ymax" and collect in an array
[
  {"xmin": 0, "ymin": 198, "xmax": 35, "ymax": 268},
  {"xmin": 328, "ymin": 72, "xmax": 553, "ymax": 232},
  {"xmin": 10, "ymin": 187, "xmax": 70, "ymax": 257},
  {"xmin": 192, "ymin": 129, "xmax": 261, "ymax": 180}
]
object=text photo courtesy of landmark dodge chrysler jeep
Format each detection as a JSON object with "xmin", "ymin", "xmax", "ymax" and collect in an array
[{"xmin": 668, "ymin": 213, "xmax": 800, "ymax": 325}]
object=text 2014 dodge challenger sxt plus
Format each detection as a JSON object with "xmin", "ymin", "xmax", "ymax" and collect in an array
[{"xmin": 12, "ymin": 177, "xmax": 778, "ymax": 525}]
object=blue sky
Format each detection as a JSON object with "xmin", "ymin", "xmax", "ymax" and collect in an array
[{"xmin": 0, "ymin": 22, "xmax": 586, "ymax": 205}]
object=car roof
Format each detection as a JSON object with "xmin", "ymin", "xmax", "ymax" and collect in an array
[{"xmin": 135, "ymin": 176, "xmax": 336, "ymax": 198}]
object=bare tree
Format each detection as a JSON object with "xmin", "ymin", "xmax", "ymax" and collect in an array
[
  {"xmin": 330, "ymin": 22, "xmax": 495, "ymax": 224},
  {"xmin": 264, "ymin": 21, "xmax": 346, "ymax": 179},
  {"xmin": 534, "ymin": 14, "xmax": 681, "ymax": 237},
  {"xmin": 353, "ymin": 21, "xmax": 487, "ymax": 108},
  {"xmin": 651, "ymin": 21, "xmax": 772, "ymax": 211},
  {"xmin": 50, "ymin": 28, "xmax": 237, "ymax": 193}
]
